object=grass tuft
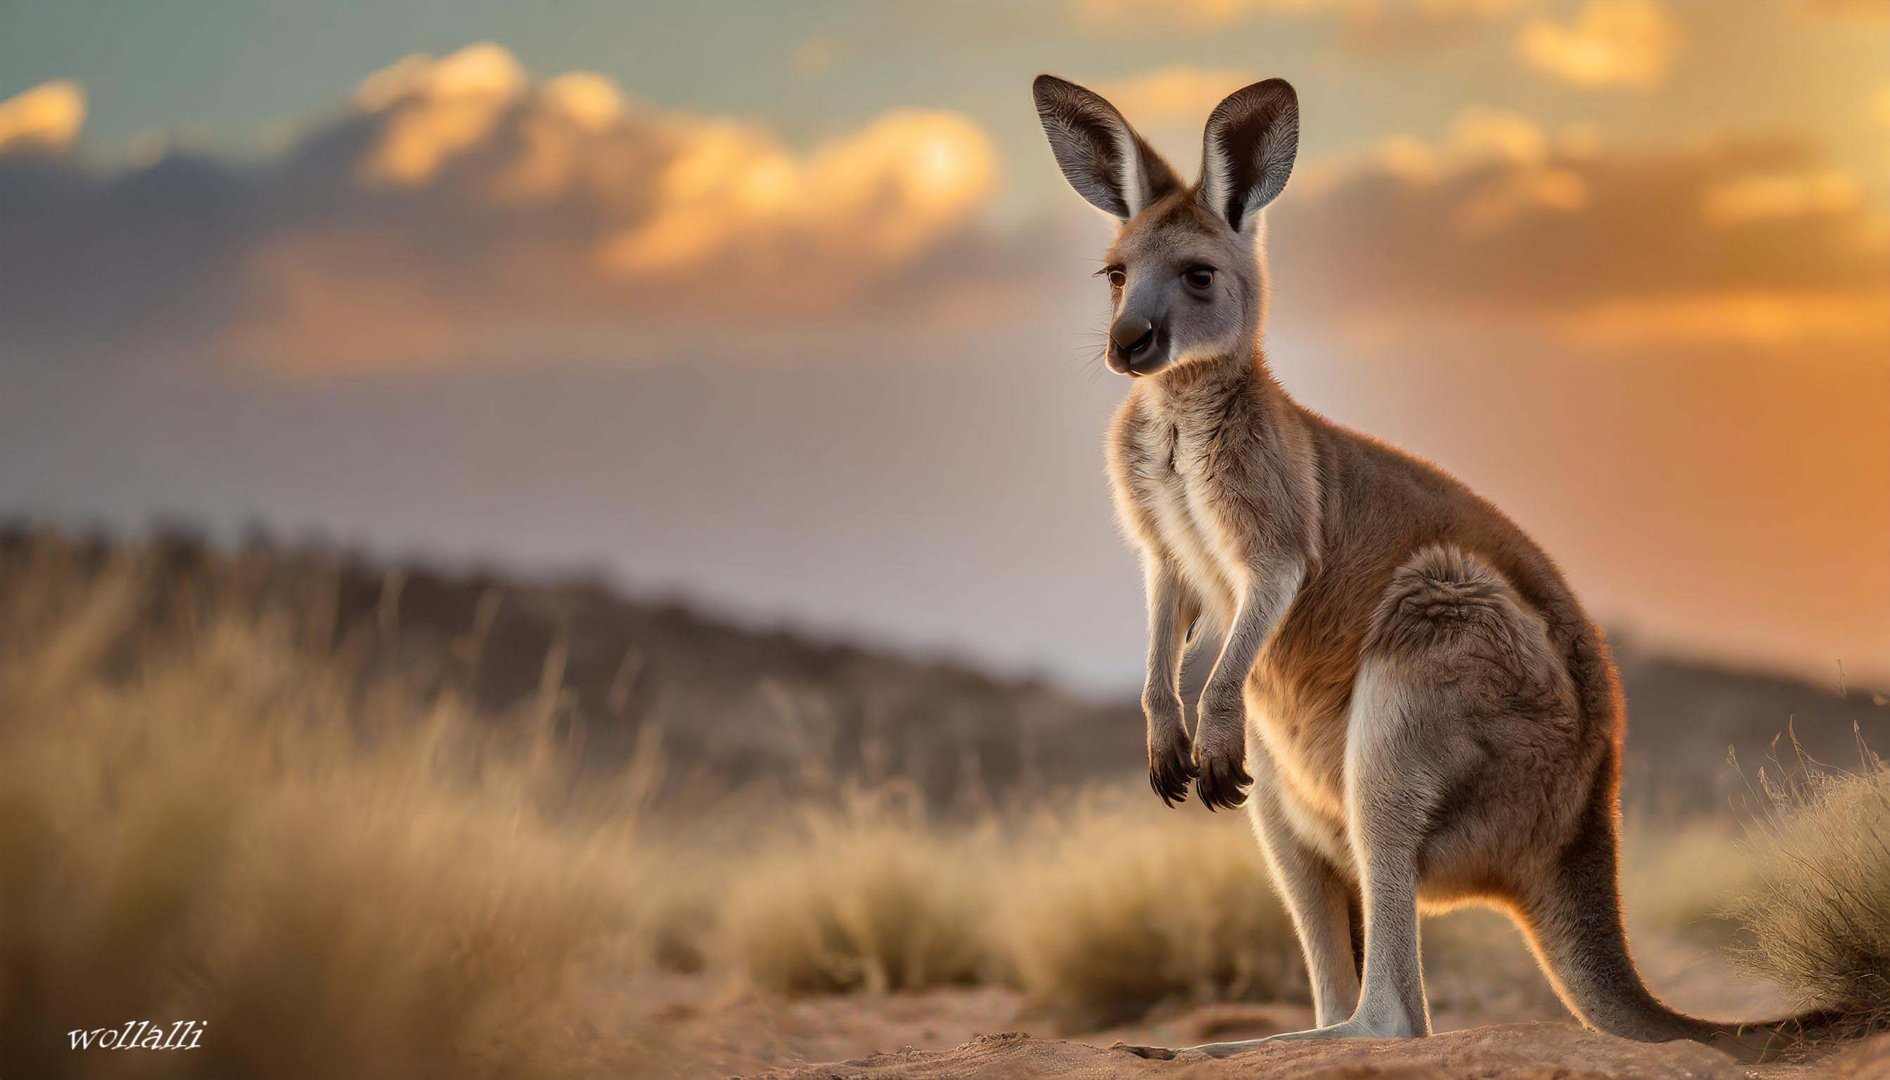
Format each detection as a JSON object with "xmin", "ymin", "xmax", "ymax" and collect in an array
[
  {"xmin": 724, "ymin": 788, "xmax": 990, "ymax": 994},
  {"xmin": 1726, "ymin": 748, "xmax": 1890, "ymax": 1041},
  {"xmin": 1000, "ymin": 794, "xmax": 1304, "ymax": 1026}
]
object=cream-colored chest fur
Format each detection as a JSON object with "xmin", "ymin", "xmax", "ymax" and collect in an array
[
  {"xmin": 1119, "ymin": 411, "xmax": 1248, "ymax": 628},
  {"xmin": 1113, "ymin": 391, "xmax": 1348, "ymax": 845}
]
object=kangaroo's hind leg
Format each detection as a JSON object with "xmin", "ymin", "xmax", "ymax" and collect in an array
[
  {"xmin": 1245, "ymin": 742, "xmax": 1361, "ymax": 1028},
  {"xmin": 1300, "ymin": 545, "xmax": 1578, "ymax": 1043},
  {"xmin": 1230, "ymin": 654, "xmax": 1458, "ymax": 1046},
  {"xmin": 1276, "ymin": 547, "xmax": 1576, "ymax": 1043},
  {"xmin": 1128, "ymin": 546, "xmax": 1579, "ymax": 1058}
]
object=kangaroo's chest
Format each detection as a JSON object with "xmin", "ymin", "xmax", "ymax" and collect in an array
[
  {"xmin": 1116, "ymin": 405, "xmax": 1352, "ymax": 831},
  {"xmin": 1119, "ymin": 417, "xmax": 1246, "ymax": 620}
]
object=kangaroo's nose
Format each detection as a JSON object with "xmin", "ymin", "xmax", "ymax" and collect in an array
[{"xmin": 1110, "ymin": 315, "xmax": 1155, "ymax": 356}]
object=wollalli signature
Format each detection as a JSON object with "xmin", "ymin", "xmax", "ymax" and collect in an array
[{"xmin": 68, "ymin": 1020, "xmax": 206, "ymax": 1050}]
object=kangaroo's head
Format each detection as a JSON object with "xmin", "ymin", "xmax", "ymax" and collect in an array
[{"xmin": 1032, "ymin": 74, "xmax": 1299, "ymax": 379}]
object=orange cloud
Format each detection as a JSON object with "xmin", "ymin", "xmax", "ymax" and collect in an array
[
  {"xmin": 1283, "ymin": 112, "xmax": 1888, "ymax": 351},
  {"xmin": 1556, "ymin": 289, "xmax": 1890, "ymax": 347},
  {"xmin": 1076, "ymin": 0, "xmax": 1316, "ymax": 27},
  {"xmin": 1703, "ymin": 170, "xmax": 1860, "ymax": 225},
  {"xmin": 597, "ymin": 109, "xmax": 993, "ymax": 282},
  {"xmin": 1299, "ymin": 108, "xmax": 1590, "ymax": 228},
  {"xmin": 354, "ymin": 43, "xmax": 528, "ymax": 186},
  {"xmin": 1806, "ymin": 0, "xmax": 1890, "ymax": 16},
  {"xmin": 0, "ymin": 44, "xmax": 1006, "ymax": 375},
  {"xmin": 213, "ymin": 45, "xmax": 998, "ymax": 371},
  {"xmin": 0, "ymin": 81, "xmax": 86, "ymax": 154},
  {"xmin": 1518, "ymin": 0, "xmax": 1677, "ymax": 88}
]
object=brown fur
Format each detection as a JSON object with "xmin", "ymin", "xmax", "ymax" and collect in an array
[{"xmin": 1108, "ymin": 315, "xmax": 1615, "ymax": 890}]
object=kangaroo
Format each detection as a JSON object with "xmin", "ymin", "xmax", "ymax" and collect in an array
[{"xmin": 1031, "ymin": 73, "xmax": 1840, "ymax": 1062}]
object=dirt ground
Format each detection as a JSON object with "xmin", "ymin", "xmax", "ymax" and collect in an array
[
  {"xmin": 756, "ymin": 1024, "xmax": 1890, "ymax": 1079},
  {"xmin": 616, "ymin": 935, "xmax": 1889, "ymax": 1079}
]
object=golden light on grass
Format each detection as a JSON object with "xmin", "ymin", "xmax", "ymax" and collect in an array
[
  {"xmin": 723, "ymin": 789, "xmax": 990, "ymax": 995},
  {"xmin": 0, "ymin": 539, "xmax": 657, "ymax": 1078},
  {"xmin": 6, "ymin": 530, "xmax": 1887, "ymax": 1072},
  {"xmin": 1729, "ymin": 752, "xmax": 1890, "ymax": 1042},
  {"xmin": 1000, "ymin": 794, "xmax": 1304, "ymax": 1027}
]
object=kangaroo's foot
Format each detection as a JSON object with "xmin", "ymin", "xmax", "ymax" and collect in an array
[{"xmin": 1113, "ymin": 1016, "xmax": 1420, "ymax": 1060}]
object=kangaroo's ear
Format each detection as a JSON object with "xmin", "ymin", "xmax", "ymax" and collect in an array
[
  {"xmin": 1198, "ymin": 78, "xmax": 1299, "ymax": 235},
  {"xmin": 1033, "ymin": 74, "xmax": 1181, "ymax": 221}
]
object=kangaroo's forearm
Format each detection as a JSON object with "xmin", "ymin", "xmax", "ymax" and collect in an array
[
  {"xmin": 1141, "ymin": 561, "xmax": 1197, "ymax": 714},
  {"xmin": 1201, "ymin": 562, "xmax": 1303, "ymax": 713}
]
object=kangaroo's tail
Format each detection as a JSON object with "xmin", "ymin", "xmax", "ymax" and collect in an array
[{"xmin": 1517, "ymin": 783, "xmax": 1852, "ymax": 1063}]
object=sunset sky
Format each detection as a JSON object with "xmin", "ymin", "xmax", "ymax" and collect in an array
[{"xmin": 2, "ymin": 0, "xmax": 1886, "ymax": 691}]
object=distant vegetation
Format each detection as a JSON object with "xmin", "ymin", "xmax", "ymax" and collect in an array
[
  {"xmin": 5, "ymin": 522, "xmax": 1876, "ymax": 816},
  {"xmin": 0, "ymin": 522, "xmax": 1135, "ymax": 810}
]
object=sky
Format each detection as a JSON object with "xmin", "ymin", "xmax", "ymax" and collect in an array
[{"xmin": 1, "ymin": 0, "xmax": 1886, "ymax": 693}]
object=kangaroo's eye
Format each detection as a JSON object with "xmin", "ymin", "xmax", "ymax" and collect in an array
[
  {"xmin": 1106, "ymin": 268, "xmax": 1127, "ymax": 289},
  {"xmin": 1183, "ymin": 267, "xmax": 1215, "ymax": 291}
]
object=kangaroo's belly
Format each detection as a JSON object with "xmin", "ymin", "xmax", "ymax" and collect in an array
[
  {"xmin": 1246, "ymin": 653, "xmax": 1351, "ymax": 839},
  {"xmin": 1243, "ymin": 570, "xmax": 1378, "ymax": 840}
]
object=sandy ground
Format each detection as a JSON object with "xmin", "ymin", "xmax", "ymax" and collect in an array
[
  {"xmin": 616, "ymin": 933, "xmax": 1888, "ymax": 1079},
  {"xmin": 756, "ymin": 1024, "xmax": 1890, "ymax": 1079}
]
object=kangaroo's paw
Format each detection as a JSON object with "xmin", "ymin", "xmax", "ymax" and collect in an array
[
  {"xmin": 1191, "ymin": 730, "xmax": 1251, "ymax": 811},
  {"xmin": 1146, "ymin": 723, "xmax": 1197, "ymax": 807}
]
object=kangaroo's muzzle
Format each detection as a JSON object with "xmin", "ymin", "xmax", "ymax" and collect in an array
[{"xmin": 1107, "ymin": 314, "xmax": 1164, "ymax": 376}]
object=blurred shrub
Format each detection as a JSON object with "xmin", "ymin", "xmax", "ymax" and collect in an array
[
  {"xmin": 999, "ymin": 794, "xmax": 1304, "ymax": 1026},
  {"xmin": 1726, "ymin": 750, "xmax": 1890, "ymax": 1041},
  {"xmin": 724, "ymin": 788, "xmax": 989, "ymax": 994},
  {"xmin": 0, "ymin": 538, "xmax": 658, "ymax": 1079}
]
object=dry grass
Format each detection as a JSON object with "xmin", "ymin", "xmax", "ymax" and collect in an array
[
  {"xmin": 1726, "ymin": 749, "xmax": 1890, "ymax": 1039},
  {"xmin": 9, "ymin": 528, "xmax": 1877, "ymax": 1073},
  {"xmin": 723, "ymin": 788, "xmax": 990, "ymax": 994},
  {"xmin": 1000, "ymin": 794, "xmax": 1303, "ymax": 1026},
  {"xmin": 716, "ymin": 790, "xmax": 1765, "ymax": 1029},
  {"xmin": 0, "ymin": 543, "xmax": 657, "ymax": 1078},
  {"xmin": 715, "ymin": 790, "xmax": 1308, "ymax": 1026}
]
